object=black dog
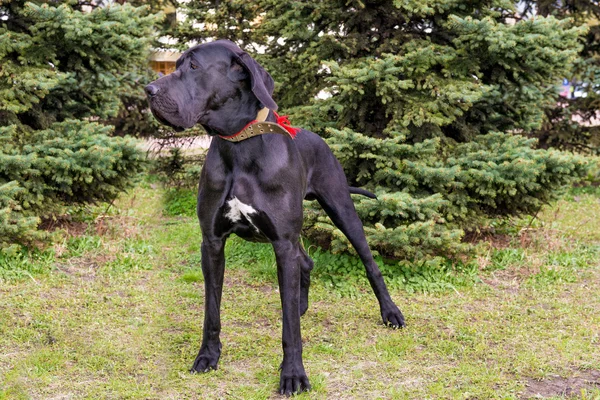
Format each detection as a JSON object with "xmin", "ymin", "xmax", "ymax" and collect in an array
[{"xmin": 146, "ymin": 40, "xmax": 404, "ymax": 396}]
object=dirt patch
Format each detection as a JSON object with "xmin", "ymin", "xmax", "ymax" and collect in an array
[
  {"xmin": 40, "ymin": 216, "xmax": 89, "ymax": 235},
  {"xmin": 522, "ymin": 370, "xmax": 600, "ymax": 399},
  {"xmin": 94, "ymin": 215, "xmax": 140, "ymax": 238},
  {"xmin": 465, "ymin": 226, "xmax": 567, "ymax": 253},
  {"xmin": 54, "ymin": 253, "xmax": 115, "ymax": 280},
  {"xmin": 463, "ymin": 231, "xmax": 514, "ymax": 248},
  {"xmin": 40, "ymin": 213, "xmax": 140, "ymax": 239},
  {"xmin": 518, "ymin": 228, "xmax": 566, "ymax": 252}
]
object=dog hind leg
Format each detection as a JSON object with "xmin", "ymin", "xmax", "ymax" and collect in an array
[
  {"xmin": 316, "ymin": 191, "xmax": 405, "ymax": 328},
  {"xmin": 299, "ymin": 245, "xmax": 314, "ymax": 316}
]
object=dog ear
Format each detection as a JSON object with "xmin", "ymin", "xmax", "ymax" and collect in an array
[
  {"xmin": 229, "ymin": 53, "xmax": 278, "ymax": 111},
  {"xmin": 227, "ymin": 60, "xmax": 249, "ymax": 82}
]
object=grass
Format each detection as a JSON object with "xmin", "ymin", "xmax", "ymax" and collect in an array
[{"xmin": 1, "ymin": 182, "xmax": 600, "ymax": 399}]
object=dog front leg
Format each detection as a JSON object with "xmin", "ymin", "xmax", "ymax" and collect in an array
[
  {"xmin": 273, "ymin": 240, "xmax": 311, "ymax": 396},
  {"xmin": 191, "ymin": 238, "xmax": 226, "ymax": 373}
]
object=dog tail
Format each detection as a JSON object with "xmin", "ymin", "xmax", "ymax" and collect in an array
[{"xmin": 348, "ymin": 187, "xmax": 377, "ymax": 199}]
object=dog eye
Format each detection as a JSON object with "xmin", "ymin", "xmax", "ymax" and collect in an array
[{"xmin": 190, "ymin": 63, "xmax": 199, "ymax": 70}]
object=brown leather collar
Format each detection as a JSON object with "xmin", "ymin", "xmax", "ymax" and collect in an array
[{"xmin": 218, "ymin": 108, "xmax": 296, "ymax": 143}]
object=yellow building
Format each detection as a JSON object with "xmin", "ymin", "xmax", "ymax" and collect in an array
[{"xmin": 150, "ymin": 51, "xmax": 180, "ymax": 76}]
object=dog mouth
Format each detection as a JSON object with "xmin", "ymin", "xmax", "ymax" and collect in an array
[
  {"xmin": 148, "ymin": 95, "xmax": 188, "ymax": 132},
  {"xmin": 147, "ymin": 90, "xmax": 210, "ymax": 133},
  {"xmin": 150, "ymin": 108, "xmax": 186, "ymax": 132}
]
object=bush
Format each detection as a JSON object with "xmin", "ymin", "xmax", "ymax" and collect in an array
[
  {"xmin": 306, "ymin": 131, "xmax": 588, "ymax": 258},
  {"xmin": 152, "ymin": 146, "xmax": 206, "ymax": 189},
  {"xmin": 0, "ymin": 1, "xmax": 155, "ymax": 249},
  {"xmin": 0, "ymin": 121, "xmax": 145, "ymax": 247},
  {"xmin": 0, "ymin": 181, "xmax": 41, "ymax": 250}
]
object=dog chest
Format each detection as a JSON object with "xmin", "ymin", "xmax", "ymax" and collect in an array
[{"xmin": 224, "ymin": 197, "xmax": 257, "ymax": 225}]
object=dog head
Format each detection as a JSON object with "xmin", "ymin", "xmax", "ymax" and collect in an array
[{"xmin": 145, "ymin": 40, "xmax": 277, "ymax": 134}]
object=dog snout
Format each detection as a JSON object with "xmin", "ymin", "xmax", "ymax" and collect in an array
[{"xmin": 145, "ymin": 84, "xmax": 160, "ymax": 97}]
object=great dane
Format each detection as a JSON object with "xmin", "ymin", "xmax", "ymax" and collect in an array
[{"xmin": 146, "ymin": 39, "xmax": 405, "ymax": 396}]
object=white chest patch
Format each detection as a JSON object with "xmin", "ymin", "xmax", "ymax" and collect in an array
[{"xmin": 225, "ymin": 197, "xmax": 258, "ymax": 225}]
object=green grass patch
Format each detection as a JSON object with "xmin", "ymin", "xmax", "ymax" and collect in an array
[
  {"xmin": 65, "ymin": 235, "xmax": 103, "ymax": 257},
  {"xmin": 1, "ymin": 184, "xmax": 599, "ymax": 398},
  {"xmin": 163, "ymin": 188, "xmax": 197, "ymax": 217},
  {"xmin": 221, "ymin": 237, "xmax": 479, "ymax": 296},
  {"xmin": 0, "ymin": 247, "xmax": 55, "ymax": 281}
]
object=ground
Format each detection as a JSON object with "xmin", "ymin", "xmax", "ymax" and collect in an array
[{"xmin": 0, "ymin": 182, "xmax": 599, "ymax": 399}]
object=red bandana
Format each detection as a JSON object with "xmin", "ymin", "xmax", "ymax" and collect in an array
[{"xmin": 273, "ymin": 112, "xmax": 301, "ymax": 138}]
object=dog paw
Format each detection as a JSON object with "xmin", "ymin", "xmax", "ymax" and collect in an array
[
  {"xmin": 190, "ymin": 355, "xmax": 219, "ymax": 373},
  {"xmin": 190, "ymin": 345, "xmax": 221, "ymax": 373},
  {"xmin": 381, "ymin": 305, "xmax": 406, "ymax": 329},
  {"xmin": 279, "ymin": 364, "xmax": 311, "ymax": 396}
]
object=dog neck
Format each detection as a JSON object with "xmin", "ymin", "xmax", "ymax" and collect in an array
[{"xmin": 201, "ymin": 91, "xmax": 266, "ymax": 136}]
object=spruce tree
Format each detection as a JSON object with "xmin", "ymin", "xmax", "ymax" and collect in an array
[
  {"xmin": 521, "ymin": 0, "xmax": 600, "ymax": 154},
  {"xmin": 101, "ymin": 0, "xmax": 177, "ymax": 137},
  {"xmin": 0, "ymin": 1, "xmax": 156, "ymax": 249},
  {"xmin": 175, "ymin": 0, "xmax": 589, "ymax": 258}
]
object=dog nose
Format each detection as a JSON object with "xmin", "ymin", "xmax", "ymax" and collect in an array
[{"xmin": 145, "ymin": 84, "xmax": 160, "ymax": 97}]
